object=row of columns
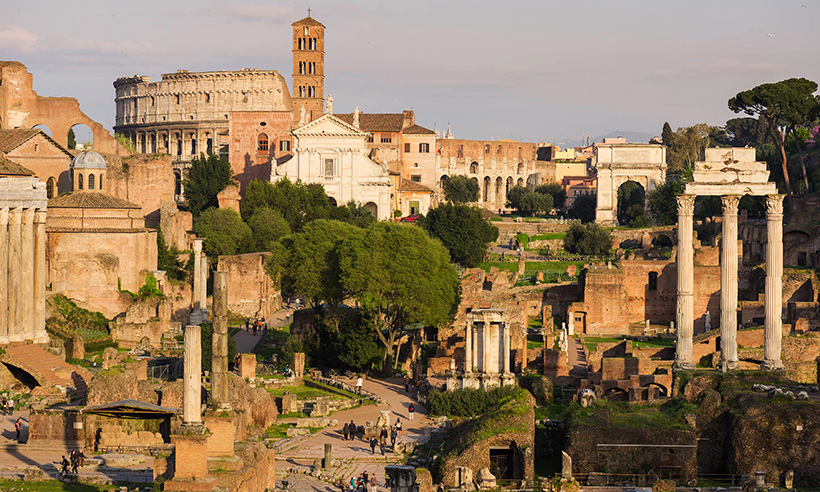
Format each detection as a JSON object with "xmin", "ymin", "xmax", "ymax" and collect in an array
[
  {"xmin": 674, "ymin": 194, "xmax": 784, "ymax": 371},
  {"xmin": 0, "ymin": 207, "xmax": 48, "ymax": 345},
  {"xmin": 124, "ymin": 129, "xmax": 218, "ymax": 158},
  {"xmin": 464, "ymin": 321, "xmax": 511, "ymax": 375}
]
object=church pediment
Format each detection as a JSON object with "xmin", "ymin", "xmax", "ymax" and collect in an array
[{"xmin": 292, "ymin": 114, "xmax": 370, "ymax": 137}]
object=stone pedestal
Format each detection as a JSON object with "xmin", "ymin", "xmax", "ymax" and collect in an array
[
  {"xmin": 203, "ymin": 415, "xmax": 235, "ymax": 458},
  {"xmin": 674, "ymin": 196, "xmax": 695, "ymax": 369},
  {"xmin": 238, "ymin": 353, "xmax": 256, "ymax": 379},
  {"xmin": 293, "ymin": 352, "xmax": 305, "ymax": 378},
  {"xmin": 183, "ymin": 325, "xmax": 203, "ymax": 426},
  {"xmin": 323, "ymin": 443, "xmax": 332, "ymax": 469},
  {"xmin": 720, "ymin": 195, "xmax": 740, "ymax": 369},
  {"xmin": 762, "ymin": 195, "xmax": 785, "ymax": 371},
  {"xmin": 165, "ymin": 430, "xmax": 216, "ymax": 491}
]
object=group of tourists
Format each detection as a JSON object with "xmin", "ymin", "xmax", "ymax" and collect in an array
[
  {"xmin": 244, "ymin": 317, "xmax": 267, "ymax": 336},
  {"xmin": 58, "ymin": 449, "xmax": 85, "ymax": 477},
  {"xmin": 342, "ymin": 417, "xmax": 404, "ymax": 456},
  {"xmin": 0, "ymin": 396, "xmax": 13, "ymax": 416},
  {"xmin": 348, "ymin": 470, "xmax": 376, "ymax": 492}
]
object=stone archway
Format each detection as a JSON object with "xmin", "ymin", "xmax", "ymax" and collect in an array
[
  {"xmin": 483, "ymin": 176, "xmax": 491, "ymax": 202},
  {"xmin": 616, "ymin": 180, "xmax": 646, "ymax": 226},
  {"xmin": 495, "ymin": 177, "xmax": 504, "ymax": 209},
  {"xmin": 365, "ymin": 201, "xmax": 378, "ymax": 217},
  {"xmin": 593, "ymin": 143, "xmax": 666, "ymax": 225}
]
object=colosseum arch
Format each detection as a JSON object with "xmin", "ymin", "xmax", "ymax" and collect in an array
[{"xmin": 593, "ymin": 143, "xmax": 666, "ymax": 225}]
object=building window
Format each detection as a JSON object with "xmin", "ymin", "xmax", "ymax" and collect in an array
[
  {"xmin": 419, "ymin": 143, "xmax": 430, "ymax": 153},
  {"xmin": 280, "ymin": 140, "xmax": 291, "ymax": 152},
  {"xmin": 88, "ymin": 173, "xmax": 95, "ymax": 190},
  {"xmin": 366, "ymin": 135, "xmax": 374, "ymax": 143},
  {"xmin": 309, "ymin": 62, "xmax": 315, "ymax": 74},
  {"xmin": 258, "ymin": 133, "xmax": 269, "ymax": 152},
  {"xmin": 404, "ymin": 143, "xmax": 411, "ymax": 153},
  {"xmin": 175, "ymin": 94, "xmax": 180, "ymax": 104},
  {"xmin": 46, "ymin": 177, "xmax": 56, "ymax": 199},
  {"xmin": 413, "ymin": 162, "xmax": 419, "ymax": 168},
  {"xmin": 458, "ymin": 145, "xmax": 464, "ymax": 158},
  {"xmin": 309, "ymin": 38, "xmax": 317, "ymax": 50},
  {"xmin": 298, "ymin": 38, "xmax": 305, "ymax": 50},
  {"xmin": 308, "ymin": 86, "xmax": 316, "ymax": 97},
  {"xmin": 381, "ymin": 136, "xmax": 392, "ymax": 143},
  {"xmin": 77, "ymin": 173, "xmax": 83, "ymax": 190},
  {"xmin": 205, "ymin": 93, "xmax": 210, "ymax": 103},
  {"xmin": 99, "ymin": 174, "xmax": 103, "ymax": 190},
  {"xmin": 299, "ymin": 62, "xmax": 306, "ymax": 74},
  {"xmin": 648, "ymin": 272, "xmax": 658, "ymax": 291},
  {"xmin": 304, "ymin": 27, "xmax": 309, "ymax": 36},
  {"xmin": 411, "ymin": 175, "xmax": 421, "ymax": 182},
  {"xmin": 299, "ymin": 86, "xmax": 306, "ymax": 98},
  {"xmin": 485, "ymin": 144, "xmax": 490, "ymax": 153},
  {"xmin": 324, "ymin": 158, "xmax": 335, "ymax": 176},
  {"xmin": 470, "ymin": 162, "xmax": 478, "ymax": 173}
]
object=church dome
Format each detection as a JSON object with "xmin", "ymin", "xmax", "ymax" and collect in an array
[{"xmin": 70, "ymin": 151, "xmax": 107, "ymax": 170}]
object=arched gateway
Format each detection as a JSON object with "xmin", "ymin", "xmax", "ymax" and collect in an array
[{"xmin": 593, "ymin": 143, "xmax": 666, "ymax": 225}]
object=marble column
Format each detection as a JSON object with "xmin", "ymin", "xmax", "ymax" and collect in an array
[
  {"xmin": 483, "ymin": 321, "xmax": 491, "ymax": 373},
  {"xmin": 0, "ymin": 209, "xmax": 8, "ymax": 344},
  {"xmin": 34, "ymin": 209, "xmax": 48, "ymax": 343},
  {"xmin": 464, "ymin": 323, "xmax": 473, "ymax": 373},
  {"xmin": 7, "ymin": 209, "xmax": 23, "ymax": 342},
  {"xmin": 674, "ymin": 195, "xmax": 695, "ymax": 369},
  {"xmin": 183, "ymin": 324, "xmax": 203, "ymax": 426},
  {"xmin": 192, "ymin": 239, "xmax": 202, "ymax": 313},
  {"xmin": 21, "ymin": 209, "xmax": 35, "ymax": 341},
  {"xmin": 720, "ymin": 195, "xmax": 740, "ymax": 369},
  {"xmin": 502, "ymin": 323, "xmax": 511, "ymax": 374},
  {"xmin": 762, "ymin": 194, "xmax": 785, "ymax": 370},
  {"xmin": 211, "ymin": 271, "xmax": 229, "ymax": 409},
  {"xmin": 200, "ymin": 253, "xmax": 208, "ymax": 316}
]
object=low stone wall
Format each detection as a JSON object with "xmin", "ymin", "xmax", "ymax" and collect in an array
[{"xmin": 28, "ymin": 407, "xmax": 83, "ymax": 443}]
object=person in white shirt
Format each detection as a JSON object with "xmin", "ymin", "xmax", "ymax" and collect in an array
[{"xmin": 356, "ymin": 375, "xmax": 364, "ymax": 394}]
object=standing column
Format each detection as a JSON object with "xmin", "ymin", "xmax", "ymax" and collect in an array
[
  {"xmin": 464, "ymin": 323, "xmax": 473, "ymax": 373},
  {"xmin": 183, "ymin": 324, "xmax": 203, "ymax": 426},
  {"xmin": 192, "ymin": 239, "xmax": 202, "ymax": 313},
  {"xmin": 0, "ymin": 209, "xmax": 8, "ymax": 344},
  {"xmin": 674, "ymin": 195, "xmax": 696, "ymax": 369},
  {"xmin": 7, "ymin": 209, "xmax": 23, "ymax": 342},
  {"xmin": 762, "ymin": 194, "xmax": 785, "ymax": 370},
  {"xmin": 211, "ymin": 271, "xmax": 229, "ymax": 409},
  {"xmin": 33, "ymin": 209, "xmax": 48, "ymax": 343},
  {"xmin": 483, "ymin": 321, "xmax": 491, "ymax": 373},
  {"xmin": 502, "ymin": 323, "xmax": 511, "ymax": 374},
  {"xmin": 720, "ymin": 195, "xmax": 740, "ymax": 369},
  {"xmin": 200, "ymin": 253, "xmax": 208, "ymax": 318},
  {"xmin": 21, "ymin": 209, "xmax": 35, "ymax": 341}
]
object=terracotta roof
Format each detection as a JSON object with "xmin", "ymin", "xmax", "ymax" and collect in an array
[
  {"xmin": 292, "ymin": 16, "xmax": 325, "ymax": 27},
  {"xmin": 0, "ymin": 128, "xmax": 73, "ymax": 157},
  {"xmin": 398, "ymin": 178, "xmax": 434, "ymax": 193},
  {"xmin": 402, "ymin": 124, "xmax": 435, "ymax": 135},
  {"xmin": 336, "ymin": 113, "xmax": 405, "ymax": 132},
  {"xmin": 0, "ymin": 155, "xmax": 34, "ymax": 176},
  {"xmin": 48, "ymin": 191, "xmax": 141, "ymax": 209}
]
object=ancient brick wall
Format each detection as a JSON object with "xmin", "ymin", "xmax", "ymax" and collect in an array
[
  {"xmin": 4, "ymin": 132, "xmax": 73, "ymax": 195},
  {"xmin": 216, "ymin": 252, "xmax": 281, "ymax": 321},
  {"xmin": 228, "ymin": 111, "xmax": 293, "ymax": 193},
  {"xmin": 104, "ymin": 153, "xmax": 175, "ymax": 227}
]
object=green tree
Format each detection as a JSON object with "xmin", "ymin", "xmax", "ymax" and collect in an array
[
  {"xmin": 420, "ymin": 203, "xmax": 499, "ymax": 267},
  {"xmin": 566, "ymin": 193, "xmax": 597, "ymax": 223},
  {"xmin": 506, "ymin": 185, "xmax": 552, "ymax": 216},
  {"xmin": 340, "ymin": 222, "xmax": 459, "ymax": 369},
  {"xmin": 616, "ymin": 181, "xmax": 649, "ymax": 227},
  {"xmin": 329, "ymin": 200, "xmax": 376, "ymax": 228},
  {"xmin": 666, "ymin": 124, "xmax": 712, "ymax": 173},
  {"xmin": 646, "ymin": 179, "xmax": 685, "ymax": 226},
  {"xmin": 534, "ymin": 182, "xmax": 567, "ymax": 209},
  {"xmin": 661, "ymin": 122, "xmax": 674, "ymax": 146},
  {"xmin": 157, "ymin": 225, "xmax": 185, "ymax": 281},
  {"xmin": 193, "ymin": 208, "xmax": 253, "ymax": 258},
  {"xmin": 247, "ymin": 207, "xmax": 290, "ymax": 252},
  {"xmin": 563, "ymin": 222, "xmax": 612, "ymax": 256},
  {"xmin": 725, "ymin": 117, "xmax": 766, "ymax": 147},
  {"xmin": 729, "ymin": 78, "xmax": 820, "ymax": 197},
  {"xmin": 183, "ymin": 153, "xmax": 233, "ymax": 217},
  {"xmin": 67, "ymin": 128, "xmax": 76, "ymax": 150},
  {"xmin": 338, "ymin": 311, "xmax": 384, "ymax": 372},
  {"xmin": 442, "ymin": 175, "xmax": 480, "ymax": 204},
  {"xmin": 241, "ymin": 178, "xmax": 332, "ymax": 232},
  {"xmin": 114, "ymin": 133, "xmax": 137, "ymax": 153}
]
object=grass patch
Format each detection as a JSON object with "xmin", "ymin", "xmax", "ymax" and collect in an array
[
  {"xmin": 266, "ymin": 384, "xmax": 339, "ymax": 399},
  {"xmin": 535, "ymin": 402, "xmax": 568, "ymax": 421},
  {"xmin": 529, "ymin": 233, "xmax": 566, "ymax": 241},
  {"xmin": 265, "ymin": 422, "xmax": 295, "ymax": 439},
  {"xmin": 527, "ymin": 340, "xmax": 544, "ymax": 350},
  {"xmin": 0, "ymin": 479, "xmax": 125, "ymax": 491}
]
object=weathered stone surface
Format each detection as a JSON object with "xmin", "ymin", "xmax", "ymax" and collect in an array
[{"xmin": 87, "ymin": 367, "xmax": 139, "ymax": 406}]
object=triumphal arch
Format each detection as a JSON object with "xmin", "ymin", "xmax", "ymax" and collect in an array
[
  {"xmin": 674, "ymin": 148, "xmax": 784, "ymax": 371},
  {"xmin": 593, "ymin": 143, "xmax": 667, "ymax": 225}
]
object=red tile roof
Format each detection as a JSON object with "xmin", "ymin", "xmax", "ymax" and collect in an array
[
  {"xmin": 48, "ymin": 191, "xmax": 141, "ymax": 209},
  {"xmin": 398, "ymin": 178, "xmax": 434, "ymax": 193},
  {"xmin": 336, "ymin": 113, "xmax": 405, "ymax": 132},
  {"xmin": 402, "ymin": 124, "xmax": 435, "ymax": 135},
  {"xmin": 0, "ymin": 128, "xmax": 73, "ymax": 157},
  {"xmin": 0, "ymin": 155, "xmax": 33, "ymax": 176},
  {"xmin": 292, "ymin": 17, "xmax": 325, "ymax": 27}
]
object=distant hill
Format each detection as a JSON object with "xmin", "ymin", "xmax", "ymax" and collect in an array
[{"xmin": 555, "ymin": 130, "xmax": 656, "ymax": 149}]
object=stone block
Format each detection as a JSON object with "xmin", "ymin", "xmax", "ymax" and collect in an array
[
  {"xmin": 239, "ymin": 353, "xmax": 256, "ymax": 379},
  {"xmin": 204, "ymin": 416, "xmax": 235, "ymax": 457},
  {"xmin": 171, "ymin": 431, "xmax": 209, "ymax": 480}
]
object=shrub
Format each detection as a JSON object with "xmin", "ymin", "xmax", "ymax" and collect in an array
[{"xmin": 428, "ymin": 385, "xmax": 520, "ymax": 417}]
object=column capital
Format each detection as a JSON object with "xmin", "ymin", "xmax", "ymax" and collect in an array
[
  {"xmin": 721, "ymin": 195, "xmax": 741, "ymax": 215},
  {"xmin": 766, "ymin": 194, "xmax": 785, "ymax": 217},
  {"xmin": 8, "ymin": 208, "xmax": 22, "ymax": 225},
  {"xmin": 676, "ymin": 195, "xmax": 695, "ymax": 216}
]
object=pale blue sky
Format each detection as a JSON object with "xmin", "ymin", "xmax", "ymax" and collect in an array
[{"xmin": 1, "ymin": 0, "xmax": 818, "ymax": 145}]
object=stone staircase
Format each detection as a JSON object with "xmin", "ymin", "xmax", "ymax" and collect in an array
[{"xmin": 1, "ymin": 343, "xmax": 94, "ymax": 399}]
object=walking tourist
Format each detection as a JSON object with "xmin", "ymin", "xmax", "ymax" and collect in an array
[
  {"xmin": 395, "ymin": 418, "xmax": 402, "ymax": 436},
  {"xmin": 408, "ymin": 402, "xmax": 415, "ymax": 421},
  {"xmin": 369, "ymin": 437, "xmax": 377, "ymax": 454},
  {"xmin": 390, "ymin": 426, "xmax": 397, "ymax": 449},
  {"xmin": 356, "ymin": 374, "xmax": 363, "ymax": 394},
  {"xmin": 342, "ymin": 422, "xmax": 350, "ymax": 441},
  {"xmin": 59, "ymin": 456, "xmax": 70, "ymax": 477},
  {"xmin": 349, "ymin": 420, "xmax": 357, "ymax": 439},
  {"xmin": 15, "ymin": 417, "xmax": 22, "ymax": 441}
]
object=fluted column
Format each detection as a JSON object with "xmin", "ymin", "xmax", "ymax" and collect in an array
[
  {"xmin": 464, "ymin": 323, "xmax": 473, "ymax": 374},
  {"xmin": 183, "ymin": 324, "xmax": 203, "ymax": 426},
  {"xmin": 483, "ymin": 322, "xmax": 491, "ymax": 373},
  {"xmin": 762, "ymin": 194, "xmax": 785, "ymax": 370},
  {"xmin": 0, "ymin": 209, "xmax": 8, "ymax": 344},
  {"xmin": 211, "ymin": 271, "xmax": 229, "ymax": 409},
  {"xmin": 8, "ymin": 209, "xmax": 23, "ymax": 342},
  {"xmin": 674, "ymin": 195, "xmax": 695, "ymax": 369},
  {"xmin": 192, "ymin": 238, "xmax": 202, "ymax": 313},
  {"xmin": 34, "ymin": 209, "xmax": 48, "ymax": 343},
  {"xmin": 720, "ymin": 195, "xmax": 740, "ymax": 369},
  {"xmin": 502, "ymin": 323, "xmax": 511, "ymax": 374},
  {"xmin": 21, "ymin": 209, "xmax": 35, "ymax": 341}
]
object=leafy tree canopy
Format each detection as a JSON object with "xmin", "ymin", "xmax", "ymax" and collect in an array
[
  {"xmin": 563, "ymin": 222, "xmax": 612, "ymax": 256},
  {"xmin": 661, "ymin": 122, "xmax": 674, "ymax": 147},
  {"xmin": 617, "ymin": 181, "xmax": 650, "ymax": 227},
  {"xmin": 566, "ymin": 193, "xmax": 597, "ymax": 223},
  {"xmin": 329, "ymin": 200, "xmax": 376, "ymax": 228},
  {"xmin": 193, "ymin": 208, "xmax": 252, "ymax": 258},
  {"xmin": 442, "ymin": 175, "xmax": 479, "ymax": 204},
  {"xmin": 646, "ymin": 179, "xmax": 685, "ymax": 226},
  {"xmin": 534, "ymin": 182, "xmax": 567, "ymax": 210},
  {"xmin": 506, "ymin": 185, "xmax": 552, "ymax": 216},
  {"xmin": 420, "ymin": 203, "xmax": 499, "ymax": 267},
  {"xmin": 340, "ymin": 222, "xmax": 459, "ymax": 369},
  {"xmin": 242, "ymin": 178, "xmax": 341, "ymax": 232},
  {"xmin": 247, "ymin": 207, "xmax": 291, "ymax": 253},
  {"xmin": 183, "ymin": 153, "xmax": 233, "ymax": 217},
  {"xmin": 157, "ymin": 225, "xmax": 185, "ymax": 281}
]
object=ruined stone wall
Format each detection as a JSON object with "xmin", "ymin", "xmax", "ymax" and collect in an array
[
  {"xmin": 110, "ymin": 297, "xmax": 172, "ymax": 349},
  {"xmin": 159, "ymin": 201, "xmax": 193, "ymax": 251},
  {"xmin": 28, "ymin": 408, "xmax": 83, "ymax": 443},
  {"xmin": 104, "ymin": 153, "xmax": 175, "ymax": 227},
  {"xmin": 46, "ymin": 229, "xmax": 157, "ymax": 318},
  {"xmin": 216, "ymin": 252, "xmax": 281, "ymax": 321}
]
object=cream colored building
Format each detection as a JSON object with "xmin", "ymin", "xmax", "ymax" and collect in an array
[{"xmin": 273, "ymin": 114, "xmax": 392, "ymax": 220}]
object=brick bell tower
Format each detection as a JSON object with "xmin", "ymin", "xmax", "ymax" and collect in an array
[{"xmin": 292, "ymin": 14, "xmax": 325, "ymax": 124}]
